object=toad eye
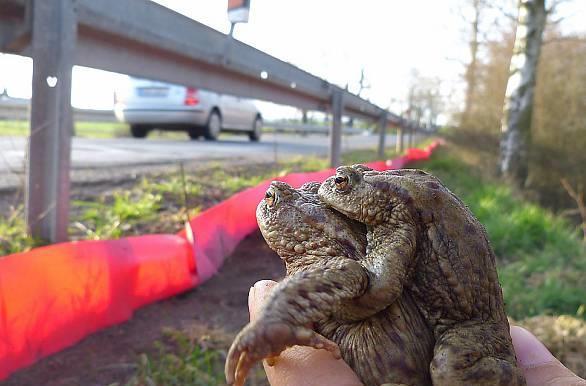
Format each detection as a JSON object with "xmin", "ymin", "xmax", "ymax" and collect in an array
[
  {"xmin": 265, "ymin": 189, "xmax": 277, "ymax": 207},
  {"xmin": 334, "ymin": 174, "xmax": 349, "ymax": 190}
]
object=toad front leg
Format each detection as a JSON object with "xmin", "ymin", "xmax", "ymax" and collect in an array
[
  {"xmin": 351, "ymin": 207, "xmax": 418, "ymax": 316},
  {"xmin": 225, "ymin": 258, "xmax": 370, "ymax": 386},
  {"xmin": 318, "ymin": 168, "xmax": 420, "ymax": 317}
]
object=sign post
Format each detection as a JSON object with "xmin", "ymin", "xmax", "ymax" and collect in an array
[
  {"xmin": 224, "ymin": 0, "xmax": 251, "ymax": 65},
  {"xmin": 329, "ymin": 90, "xmax": 343, "ymax": 167},
  {"xmin": 377, "ymin": 112, "xmax": 387, "ymax": 158}
]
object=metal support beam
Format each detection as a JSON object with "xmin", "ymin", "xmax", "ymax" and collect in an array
[
  {"xmin": 408, "ymin": 126, "xmax": 414, "ymax": 148},
  {"xmin": 396, "ymin": 127, "xmax": 403, "ymax": 153},
  {"xmin": 26, "ymin": 0, "xmax": 77, "ymax": 242},
  {"xmin": 329, "ymin": 90, "xmax": 343, "ymax": 167},
  {"xmin": 377, "ymin": 112, "xmax": 387, "ymax": 158}
]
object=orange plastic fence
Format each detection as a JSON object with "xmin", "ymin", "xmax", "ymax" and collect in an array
[{"xmin": 0, "ymin": 141, "xmax": 439, "ymax": 380}]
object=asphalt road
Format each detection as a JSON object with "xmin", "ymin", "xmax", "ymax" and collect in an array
[{"xmin": 0, "ymin": 132, "xmax": 396, "ymax": 189}]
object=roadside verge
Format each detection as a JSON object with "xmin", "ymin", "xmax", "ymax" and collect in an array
[{"xmin": 0, "ymin": 141, "xmax": 440, "ymax": 380}]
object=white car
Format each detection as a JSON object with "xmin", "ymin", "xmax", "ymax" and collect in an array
[{"xmin": 114, "ymin": 77, "xmax": 263, "ymax": 141}]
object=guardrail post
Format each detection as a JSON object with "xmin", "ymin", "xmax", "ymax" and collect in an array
[
  {"xmin": 26, "ymin": 0, "xmax": 77, "ymax": 242},
  {"xmin": 329, "ymin": 90, "xmax": 343, "ymax": 167},
  {"xmin": 377, "ymin": 112, "xmax": 387, "ymax": 158},
  {"xmin": 396, "ymin": 127, "xmax": 403, "ymax": 153}
]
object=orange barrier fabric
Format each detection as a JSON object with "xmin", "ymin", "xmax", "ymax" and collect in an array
[{"xmin": 0, "ymin": 141, "xmax": 439, "ymax": 380}]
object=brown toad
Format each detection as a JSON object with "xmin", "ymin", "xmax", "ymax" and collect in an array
[
  {"xmin": 225, "ymin": 181, "xmax": 434, "ymax": 386},
  {"xmin": 318, "ymin": 167, "xmax": 525, "ymax": 386}
]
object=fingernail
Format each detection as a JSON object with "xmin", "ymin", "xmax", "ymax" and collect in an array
[
  {"xmin": 253, "ymin": 280, "xmax": 275, "ymax": 302},
  {"xmin": 249, "ymin": 280, "xmax": 277, "ymax": 321},
  {"xmin": 510, "ymin": 326, "xmax": 556, "ymax": 368}
]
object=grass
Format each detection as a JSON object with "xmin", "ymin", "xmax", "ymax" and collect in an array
[
  {"xmin": 417, "ymin": 147, "xmax": 586, "ymax": 319},
  {"xmin": 0, "ymin": 206, "xmax": 38, "ymax": 256},
  {"xmin": 0, "ymin": 120, "xmax": 130, "ymax": 138},
  {"xmin": 123, "ymin": 329, "xmax": 226, "ymax": 386},
  {"xmin": 122, "ymin": 328, "xmax": 268, "ymax": 386},
  {"xmin": 72, "ymin": 191, "xmax": 162, "ymax": 240},
  {"xmin": 18, "ymin": 151, "xmax": 358, "ymax": 249},
  {"xmin": 0, "ymin": 120, "xmax": 190, "ymax": 139}
]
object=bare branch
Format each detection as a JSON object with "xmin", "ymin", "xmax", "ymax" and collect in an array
[
  {"xmin": 547, "ymin": 15, "xmax": 565, "ymax": 25},
  {"xmin": 488, "ymin": 2, "xmax": 518, "ymax": 22},
  {"xmin": 546, "ymin": 0, "xmax": 571, "ymax": 15},
  {"xmin": 561, "ymin": 177, "xmax": 586, "ymax": 242},
  {"xmin": 560, "ymin": 208, "xmax": 581, "ymax": 217},
  {"xmin": 444, "ymin": 56, "xmax": 468, "ymax": 66},
  {"xmin": 542, "ymin": 35, "xmax": 586, "ymax": 46}
]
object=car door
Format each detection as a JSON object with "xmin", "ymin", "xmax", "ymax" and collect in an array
[
  {"xmin": 240, "ymin": 98, "xmax": 258, "ymax": 129},
  {"xmin": 219, "ymin": 94, "xmax": 240, "ymax": 129}
]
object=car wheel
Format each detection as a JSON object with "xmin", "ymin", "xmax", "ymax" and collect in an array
[
  {"xmin": 249, "ymin": 117, "xmax": 262, "ymax": 142},
  {"xmin": 130, "ymin": 124, "xmax": 149, "ymax": 138},
  {"xmin": 204, "ymin": 111, "xmax": 221, "ymax": 141}
]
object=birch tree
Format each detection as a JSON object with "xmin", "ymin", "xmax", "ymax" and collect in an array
[{"xmin": 499, "ymin": 0, "xmax": 547, "ymax": 186}]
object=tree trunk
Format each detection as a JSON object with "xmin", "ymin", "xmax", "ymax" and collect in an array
[
  {"xmin": 462, "ymin": 0, "xmax": 481, "ymax": 127},
  {"xmin": 499, "ymin": 0, "xmax": 546, "ymax": 186}
]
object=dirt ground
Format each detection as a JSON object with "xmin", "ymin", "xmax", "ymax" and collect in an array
[{"xmin": 2, "ymin": 231, "xmax": 285, "ymax": 386}]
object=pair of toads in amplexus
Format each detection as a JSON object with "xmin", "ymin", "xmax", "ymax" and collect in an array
[{"xmin": 226, "ymin": 165, "xmax": 525, "ymax": 386}]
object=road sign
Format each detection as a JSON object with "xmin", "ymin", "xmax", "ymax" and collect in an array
[{"xmin": 228, "ymin": 0, "xmax": 250, "ymax": 24}]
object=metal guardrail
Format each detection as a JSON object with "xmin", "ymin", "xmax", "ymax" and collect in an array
[
  {"xmin": 0, "ymin": 0, "xmax": 419, "ymax": 242},
  {"xmin": 268, "ymin": 122, "xmax": 364, "ymax": 135},
  {"xmin": 0, "ymin": 0, "xmax": 409, "ymax": 124}
]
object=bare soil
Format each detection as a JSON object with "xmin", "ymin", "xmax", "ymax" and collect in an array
[{"xmin": 2, "ymin": 231, "xmax": 285, "ymax": 386}]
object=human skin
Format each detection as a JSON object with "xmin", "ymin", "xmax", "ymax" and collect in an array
[
  {"xmin": 250, "ymin": 281, "xmax": 586, "ymax": 386},
  {"xmin": 225, "ymin": 181, "xmax": 433, "ymax": 386},
  {"xmin": 318, "ymin": 167, "xmax": 525, "ymax": 386}
]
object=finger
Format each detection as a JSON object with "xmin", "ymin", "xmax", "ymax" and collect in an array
[
  {"xmin": 248, "ymin": 280, "xmax": 277, "ymax": 321},
  {"xmin": 226, "ymin": 280, "xmax": 278, "ymax": 384},
  {"xmin": 511, "ymin": 326, "xmax": 586, "ymax": 386},
  {"xmin": 248, "ymin": 282, "xmax": 360, "ymax": 385},
  {"xmin": 263, "ymin": 345, "xmax": 363, "ymax": 386}
]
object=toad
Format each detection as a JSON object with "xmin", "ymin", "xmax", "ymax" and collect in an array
[
  {"xmin": 225, "ymin": 181, "xmax": 434, "ymax": 386},
  {"xmin": 318, "ymin": 167, "xmax": 525, "ymax": 385}
]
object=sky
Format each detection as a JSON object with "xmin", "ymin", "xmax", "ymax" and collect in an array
[{"xmin": 0, "ymin": 0, "xmax": 585, "ymax": 120}]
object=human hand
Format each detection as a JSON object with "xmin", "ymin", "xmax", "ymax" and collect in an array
[
  {"xmin": 511, "ymin": 326, "xmax": 586, "ymax": 386},
  {"xmin": 249, "ymin": 280, "xmax": 585, "ymax": 386},
  {"xmin": 248, "ymin": 280, "xmax": 362, "ymax": 386}
]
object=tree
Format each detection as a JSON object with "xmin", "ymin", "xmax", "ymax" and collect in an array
[
  {"xmin": 406, "ymin": 71, "xmax": 443, "ymax": 128},
  {"xmin": 461, "ymin": 0, "xmax": 483, "ymax": 128},
  {"xmin": 499, "ymin": 0, "xmax": 547, "ymax": 186}
]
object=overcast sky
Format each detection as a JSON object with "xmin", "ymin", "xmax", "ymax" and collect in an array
[{"xmin": 0, "ymin": 0, "xmax": 584, "ymax": 120}]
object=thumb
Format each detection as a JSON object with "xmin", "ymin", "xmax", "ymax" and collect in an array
[
  {"xmin": 247, "ymin": 280, "xmax": 363, "ymax": 386},
  {"xmin": 511, "ymin": 326, "xmax": 586, "ymax": 386},
  {"xmin": 248, "ymin": 279, "xmax": 278, "ymax": 321}
]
